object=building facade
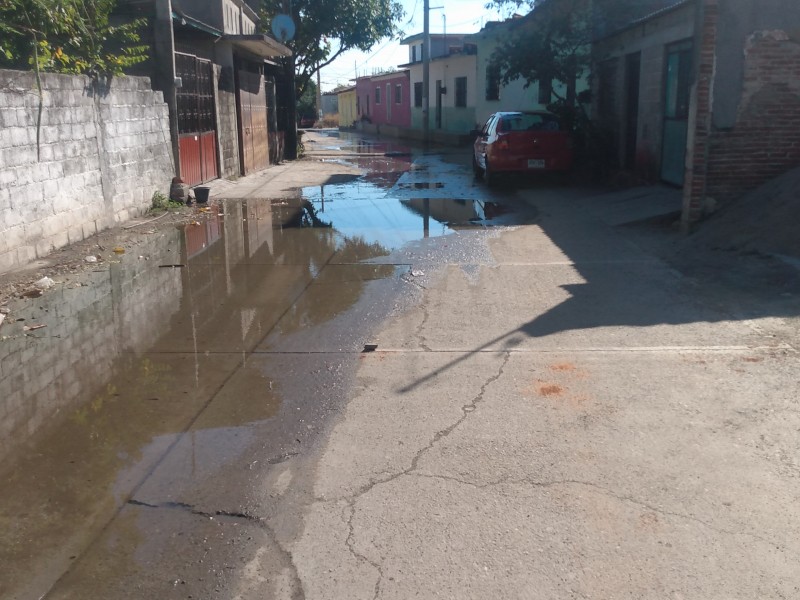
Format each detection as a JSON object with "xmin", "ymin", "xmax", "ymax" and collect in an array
[{"xmin": 590, "ymin": 0, "xmax": 800, "ymax": 226}]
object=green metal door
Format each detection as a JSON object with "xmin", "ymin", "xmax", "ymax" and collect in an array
[{"xmin": 661, "ymin": 41, "xmax": 693, "ymax": 186}]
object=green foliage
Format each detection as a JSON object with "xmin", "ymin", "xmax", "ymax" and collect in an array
[
  {"xmin": 297, "ymin": 78, "xmax": 317, "ymax": 122},
  {"xmin": 489, "ymin": 0, "xmax": 592, "ymax": 107},
  {"xmin": 150, "ymin": 190, "xmax": 183, "ymax": 212},
  {"xmin": 0, "ymin": 0, "xmax": 148, "ymax": 77},
  {"xmin": 260, "ymin": 0, "xmax": 404, "ymax": 98}
]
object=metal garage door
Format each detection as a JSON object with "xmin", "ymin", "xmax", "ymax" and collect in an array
[
  {"xmin": 237, "ymin": 70, "xmax": 269, "ymax": 175},
  {"xmin": 176, "ymin": 53, "xmax": 218, "ymax": 186}
]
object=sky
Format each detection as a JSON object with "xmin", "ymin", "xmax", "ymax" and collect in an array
[{"xmin": 318, "ymin": 0, "xmax": 510, "ymax": 91}]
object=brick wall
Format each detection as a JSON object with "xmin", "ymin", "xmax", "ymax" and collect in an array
[
  {"xmin": 703, "ymin": 31, "xmax": 800, "ymax": 202},
  {"xmin": 0, "ymin": 70, "xmax": 174, "ymax": 274},
  {"xmin": 683, "ymin": 0, "xmax": 800, "ymax": 226}
]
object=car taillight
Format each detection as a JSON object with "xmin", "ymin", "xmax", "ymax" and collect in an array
[{"xmin": 497, "ymin": 137, "xmax": 509, "ymax": 150}]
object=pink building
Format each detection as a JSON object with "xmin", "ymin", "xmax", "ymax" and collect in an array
[{"xmin": 355, "ymin": 70, "xmax": 411, "ymax": 129}]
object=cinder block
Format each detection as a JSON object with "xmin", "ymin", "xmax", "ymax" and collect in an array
[
  {"xmin": 0, "ymin": 224, "xmax": 26, "ymax": 253},
  {"xmin": 0, "ymin": 248, "xmax": 18, "ymax": 274},
  {"xmin": 16, "ymin": 244, "xmax": 36, "ymax": 265}
]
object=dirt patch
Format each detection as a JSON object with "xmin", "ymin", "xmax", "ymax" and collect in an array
[
  {"xmin": 549, "ymin": 363, "xmax": 577, "ymax": 372},
  {"xmin": 537, "ymin": 383, "xmax": 564, "ymax": 397}
]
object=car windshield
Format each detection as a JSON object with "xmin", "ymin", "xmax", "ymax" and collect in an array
[{"xmin": 498, "ymin": 113, "xmax": 560, "ymax": 132}]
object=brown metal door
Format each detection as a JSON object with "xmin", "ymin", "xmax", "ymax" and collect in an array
[
  {"xmin": 237, "ymin": 70, "xmax": 269, "ymax": 175},
  {"xmin": 176, "ymin": 53, "xmax": 218, "ymax": 185}
]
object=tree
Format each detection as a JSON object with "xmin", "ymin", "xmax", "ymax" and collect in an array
[
  {"xmin": 260, "ymin": 0, "xmax": 404, "ymax": 99},
  {"xmin": 488, "ymin": 0, "xmax": 592, "ymax": 108},
  {"xmin": 0, "ymin": 0, "xmax": 147, "ymax": 77}
]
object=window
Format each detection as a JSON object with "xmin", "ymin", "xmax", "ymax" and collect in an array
[
  {"xmin": 538, "ymin": 78, "xmax": 552, "ymax": 105},
  {"xmin": 455, "ymin": 76, "xmax": 467, "ymax": 108},
  {"xmin": 414, "ymin": 82, "xmax": 423, "ymax": 107},
  {"xmin": 375, "ymin": 87, "xmax": 381, "ymax": 104},
  {"xmin": 486, "ymin": 63, "xmax": 500, "ymax": 101},
  {"xmin": 395, "ymin": 84, "xmax": 402, "ymax": 104},
  {"xmin": 356, "ymin": 96, "xmax": 361, "ymax": 115}
]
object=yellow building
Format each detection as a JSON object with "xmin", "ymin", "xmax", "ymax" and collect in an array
[{"xmin": 337, "ymin": 86, "xmax": 357, "ymax": 129}]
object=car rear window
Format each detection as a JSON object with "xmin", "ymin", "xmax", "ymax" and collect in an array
[{"xmin": 498, "ymin": 113, "xmax": 560, "ymax": 132}]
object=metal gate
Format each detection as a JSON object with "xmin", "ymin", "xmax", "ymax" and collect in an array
[
  {"xmin": 237, "ymin": 70, "xmax": 269, "ymax": 175},
  {"xmin": 176, "ymin": 53, "xmax": 218, "ymax": 186}
]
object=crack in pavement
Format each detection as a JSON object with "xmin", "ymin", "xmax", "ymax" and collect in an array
[
  {"xmin": 126, "ymin": 499, "xmax": 306, "ymax": 599},
  {"xmin": 333, "ymin": 352, "xmax": 512, "ymax": 597},
  {"xmin": 342, "ymin": 351, "xmax": 512, "ymax": 503},
  {"xmin": 343, "ymin": 502, "xmax": 384, "ymax": 600},
  {"xmin": 415, "ymin": 302, "xmax": 433, "ymax": 352},
  {"xmin": 408, "ymin": 473, "xmax": 794, "ymax": 555}
]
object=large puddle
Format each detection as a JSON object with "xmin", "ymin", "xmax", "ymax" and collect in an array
[{"xmin": 0, "ymin": 150, "xmax": 533, "ymax": 598}]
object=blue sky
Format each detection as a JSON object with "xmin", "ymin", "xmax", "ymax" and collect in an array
[{"xmin": 318, "ymin": 0, "xmax": 510, "ymax": 91}]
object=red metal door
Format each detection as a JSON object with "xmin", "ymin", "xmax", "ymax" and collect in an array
[{"xmin": 176, "ymin": 53, "xmax": 219, "ymax": 186}]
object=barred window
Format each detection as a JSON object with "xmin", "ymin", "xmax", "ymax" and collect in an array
[
  {"xmin": 414, "ymin": 82, "xmax": 423, "ymax": 107},
  {"xmin": 455, "ymin": 77, "xmax": 467, "ymax": 108},
  {"xmin": 486, "ymin": 63, "xmax": 500, "ymax": 101}
]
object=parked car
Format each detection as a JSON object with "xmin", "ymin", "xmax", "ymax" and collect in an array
[
  {"xmin": 299, "ymin": 115, "xmax": 316, "ymax": 128},
  {"xmin": 472, "ymin": 111, "xmax": 574, "ymax": 185}
]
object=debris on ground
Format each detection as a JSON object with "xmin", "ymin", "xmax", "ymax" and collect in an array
[{"xmin": 34, "ymin": 277, "xmax": 55, "ymax": 291}]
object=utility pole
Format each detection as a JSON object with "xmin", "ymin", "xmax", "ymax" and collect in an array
[
  {"xmin": 283, "ymin": 0, "xmax": 298, "ymax": 159},
  {"xmin": 422, "ymin": 0, "xmax": 430, "ymax": 145},
  {"xmin": 316, "ymin": 63, "xmax": 322, "ymax": 122}
]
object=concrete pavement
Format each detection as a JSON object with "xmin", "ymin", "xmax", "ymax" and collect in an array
[{"xmin": 284, "ymin": 133, "xmax": 800, "ymax": 599}]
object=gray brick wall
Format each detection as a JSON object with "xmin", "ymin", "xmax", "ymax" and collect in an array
[{"xmin": 0, "ymin": 70, "xmax": 175, "ymax": 274}]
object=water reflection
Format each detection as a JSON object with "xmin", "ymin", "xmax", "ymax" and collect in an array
[{"xmin": 0, "ymin": 196, "xmax": 395, "ymax": 600}]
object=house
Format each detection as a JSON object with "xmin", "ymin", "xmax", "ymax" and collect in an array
[
  {"xmin": 400, "ymin": 33, "xmax": 478, "ymax": 140},
  {"xmin": 321, "ymin": 92, "xmax": 338, "ymax": 118},
  {"xmin": 591, "ymin": 0, "xmax": 800, "ymax": 227},
  {"xmin": 337, "ymin": 85, "xmax": 358, "ymax": 128},
  {"xmin": 117, "ymin": 0, "xmax": 291, "ymax": 185},
  {"xmin": 355, "ymin": 70, "xmax": 411, "ymax": 134},
  {"xmin": 470, "ymin": 13, "xmax": 591, "ymax": 127}
]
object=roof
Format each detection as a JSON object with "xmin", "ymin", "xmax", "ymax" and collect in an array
[
  {"xmin": 172, "ymin": 10, "xmax": 222, "ymax": 36},
  {"xmin": 400, "ymin": 32, "xmax": 473, "ymax": 45},
  {"xmin": 227, "ymin": 34, "xmax": 292, "ymax": 58},
  {"xmin": 592, "ymin": 0, "xmax": 694, "ymax": 40}
]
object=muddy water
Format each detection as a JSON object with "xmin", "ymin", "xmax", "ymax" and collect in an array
[{"xmin": 0, "ymin": 152, "xmax": 534, "ymax": 599}]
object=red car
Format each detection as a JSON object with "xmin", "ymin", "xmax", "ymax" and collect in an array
[{"xmin": 472, "ymin": 111, "xmax": 574, "ymax": 185}]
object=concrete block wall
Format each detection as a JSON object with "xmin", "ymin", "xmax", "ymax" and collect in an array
[{"xmin": 0, "ymin": 70, "xmax": 174, "ymax": 275}]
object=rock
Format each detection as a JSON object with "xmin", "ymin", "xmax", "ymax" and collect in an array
[{"xmin": 34, "ymin": 277, "xmax": 55, "ymax": 290}]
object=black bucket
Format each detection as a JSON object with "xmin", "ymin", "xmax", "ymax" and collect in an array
[{"xmin": 194, "ymin": 186, "xmax": 210, "ymax": 204}]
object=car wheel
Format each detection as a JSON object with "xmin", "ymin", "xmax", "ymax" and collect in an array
[{"xmin": 472, "ymin": 154, "xmax": 484, "ymax": 178}]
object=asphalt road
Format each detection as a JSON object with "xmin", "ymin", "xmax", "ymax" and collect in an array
[{"xmin": 1, "ymin": 130, "xmax": 799, "ymax": 599}]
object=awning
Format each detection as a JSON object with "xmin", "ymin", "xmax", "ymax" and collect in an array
[{"xmin": 227, "ymin": 34, "xmax": 292, "ymax": 58}]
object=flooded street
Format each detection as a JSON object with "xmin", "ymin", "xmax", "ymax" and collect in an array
[
  {"xmin": 3, "ymin": 130, "xmax": 799, "ymax": 600},
  {"xmin": 0, "ymin": 132, "xmax": 536, "ymax": 599}
]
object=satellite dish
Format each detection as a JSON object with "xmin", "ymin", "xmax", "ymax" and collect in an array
[{"xmin": 271, "ymin": 14, "xmax": 296, "ymax": 42}]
